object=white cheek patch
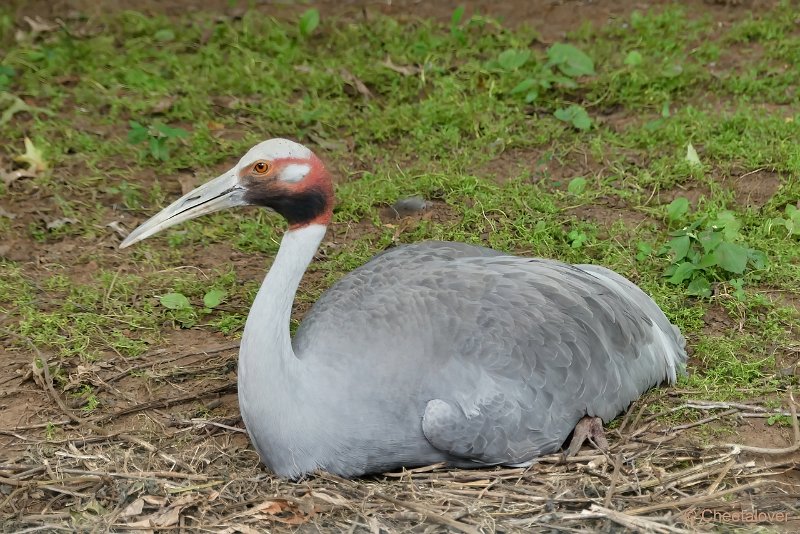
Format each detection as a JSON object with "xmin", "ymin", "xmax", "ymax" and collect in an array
[{"xmin": 280, "ymin": 163, "xmax": 311, "ymax": 183}]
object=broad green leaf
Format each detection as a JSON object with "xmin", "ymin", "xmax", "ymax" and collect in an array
[
  {"xmin": 687, "ymin": 276, "xmax": 712, "ymax": 297},
  {"xmin": 636, "ymin": 241, "xmax": 653, "ymax": 262},
  {"xmin": 715, "ymin": 241, "xmax": 748, "ymax": 274},
  {"xmin": 685, "ymin": 143, "xmax": 701, "ymax": 167},
  {"xmin": 510, "ymin": 78, "xmax": 536, "ymax": 94},
  {"xmin": 554, "ymin": 105, "xmax": 591, "ymax": 131},
  {"xmin": 154, "ymin": 29, "xmax": 175, "ymax": 42},
  {"xmin": 710, "ymin": 211, "xmax": 741, "ymax": 240},
  {"xmin": 567, "ymin": 177, "xmax": 587, "ymax": 195},
  {"xmin": 299, "ymin": 9, "xmax": 320, "ymax": 37},
  {"xmin": 203, "ymin": 289, "xmax": 227, "ymax": 309},
  {"xmin": 550, "ymin": 74, "xmax": 579, "ymax": 88},
  {"xmin": 497, "ymin": 49, "xmax": 531, "ymax": 71},
  {"xmin": 663, "ymin": 63, "xmax": 684, "ymax": 78},
  {"xmin": 697, "ymin": 230, "xmax": 723, "ymax": 253},
  {"xmin": 451, "ymin": 5, "xmax": 465, "ymax": 25},
  {"xmin": 747, "ymin": 249, "xmax": 769, "ymax": 270},
  {"xmin": 696, "ymin": 252, "xmax": 717, "ymax": 269},
  {"xmin": 153, "ymin": 123, "xmax": 188, "ymax": 138},
  {"xmin": 160, "ymin": 292, "xmax": 191, "ymax": 310},
  {"xmin": 568, "ymin": 230, "xmax": 587, "ymax": 249},
  {"xmin": 149, "ymin": 138, "xmax": 169, "ymax": 161},
  {"xmin": 127, "ymin": 121, "xmax": 149, "ymax": 144},
  {"xmin": 547, "ymin": 43, "xmax": 595, "ymax": 77},
  {"xmin": 666, "ymin": 197, "xmax": 689, "ymax": 222},
  {"xmin": 667, "ymin": 262, "xmax": 695, "ymax": 284},
  {"xmin": 624, "ymin": 51, "xmax": 643, "ymax": 66},
  {"xmin": 668, "ymin": 235, "xmax": 690, "ymax": 261}
]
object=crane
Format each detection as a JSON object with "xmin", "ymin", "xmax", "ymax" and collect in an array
[{"xmin": 121, "ymin": 138, "xmax": 687, "ymax": 479}]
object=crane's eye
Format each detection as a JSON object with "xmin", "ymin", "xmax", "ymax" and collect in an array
[{"xmin": 253, "ymin": 161, "xmax": 271, "ymax": 175}]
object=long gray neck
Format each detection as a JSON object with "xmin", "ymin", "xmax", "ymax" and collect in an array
[{"xmin": 239, "ymin": 223, "xmax": 326, "ymax": 389}]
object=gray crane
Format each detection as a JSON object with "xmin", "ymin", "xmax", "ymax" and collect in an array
[{"xmin": 121, "ymin": 138, "xmax": 687, "ymax": 479}]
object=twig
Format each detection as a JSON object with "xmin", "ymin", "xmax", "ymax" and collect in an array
[
  {"xmin": 89, "ymin": 382, "xmax": 236, "ymax": 424},
  {"xmin": 669, "ymin": 408, "xmax": 738, "ymax": 432},
  {"xmin": 706, "ymin": 458, "xmax": 735, "ymax": 495},
  {"xmin": 626, "ymin": 479, "xmax": 771, "ymax": 515},
  {"xmin": 3, "ymin": 329, "xmax": 193, "ymax": 472},
  {"xmin": 318, "ymin": 473, "xmax": 481, "ymax": 534},
  {"xmin": 603, "ymin": 453, "xmax": 623, "ymax": 508},
  {"xmin": 722, "ymin": 389, "xmax": 799, "ymax": 455},
  {"xmin": 106, "ymin": 342, "xmax": 239, "ymax": 383},
  {"xmin": 587, "ymin": 504, "xmax": 691, "ymax": 534}
]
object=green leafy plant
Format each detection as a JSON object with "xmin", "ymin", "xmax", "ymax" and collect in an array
[
  {"xmin": 159, "ymin": 289, "xmax": 228, "ymax": 328},
  {"xmin": 624, "ymin": 50, "xmax": 643, "ymax": 67},
  {"xmin": 450, "ymin": 6, "xmax": 467, "ymax": 42},
  {"xmin": 767, "ymin": 204, "xmax": 800, "ymax": 237},
  {"xmin": 72, "ymin": 385, "xmax": 100, "ymax": 413},
  {"xmin": 546, "ymin": 43, "xmax": 595, "ymax": 78},
  {"xmin": 505, "ymin": 42, "xmax": 594, "ymax": 103},
  {"xmin": 106, "ymin": 180, "xmax": 143, "ymax": 209},
  {"xmin": 555, "ymin": 105, "xmax": 591, "ymax": 131},
  {"xmin": 567, "ymin": 176, "xmax": 587, "ymax": 195},
  {"xmin": 658, "ymin": 199, "xmax": 768, "ymax": 298},
  {"xmin": 0, "ymin": 65, "xmax": 14, "ymax": 91},
  {"xmin": 299, "ymin": 9, "xmax": 320, "ymax": 37},
  {"xmin": 567, "ymin": 229, "xmax": 588, "ymax": 248},
  {"xmin": 766, "ymin": 413, "xmax": 791, "ymax": 427},
  {"xmin": 128, "ymin": 120, "xmax": 188, "ymax": 161},
  {"xmin": 497, "ymin": 49, "xmax": 531, "ymax": 71}
]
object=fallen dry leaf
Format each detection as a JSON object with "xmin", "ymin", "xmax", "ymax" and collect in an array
[
  {"xmin": 151, "ymin": 505, "xmax": 181, "ymax": 527},
  {"xmin": 1, "ymin": 168, "xmax": 37, "ymax": 187},
  {"xmin": 307, "ymin": 132, "xmax": 347, "ymax": 152},
  {"xmin": 107, "ymin": 220, "xmax": 128, "ymax": 239},
  {"xmin": 149, "ymin": 96, "xmax": 176, "ymax": 115},
  {"xmin": 142, "ymin": 495, "xmax": 167, "ymax": 506},
  {"xmin": 119, "ymin": 498, "xmax": 145, "ymax": 518},
  {"xmin": 177, "ymin": 174, "xmax": 199, "ymax": 195},
  {"xmin": 0, "ymin": 93, "xmax": 54, "ymax": 126},
  {"xmin": 219, "ymin": 526, "xmax": 261, "ymax": 534},
  {"xmin": 0, "ymin": 206, "xmax": 17, "ymax": 219},
  {"xmin": 125, "ymin": 495, "xmax": 194, "ymax": 528},
  {"xmin": 15, "ymin": 137, "xmax": 47, "ymax": 173},
  {"xmin": 24, "ymin": 16, "xmax": 59, "ymax": 35},
  {"xmin": 381, "ymin": 56, "xmax": 420, "ymax": 76},
  {"xmin": 46, "ymin": 217, "xmax": 77, "ymax": 230},
  {"xmin": 250, "ymin": 497, "xmax": 315, "ymax": 525},
  {"xmin": 310, "ymin": 489, "xmax": 350, "ymax": 506},
  {"xmin": 339, "ymin": 68, "xmax": 373, "ymax": 98}
]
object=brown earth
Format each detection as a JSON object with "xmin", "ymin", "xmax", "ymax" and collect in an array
[{"xmin": 2, "ymin": 0, "xmax": 799, "ymax": 533}]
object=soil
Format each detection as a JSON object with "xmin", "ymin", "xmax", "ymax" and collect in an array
[
  {"xmin": 2, "ymin": 1, "xmax": 799, "ymax": 532},
  {"xmin": 6, "ymin": 0, "xmax": 786, "ymax": 40}
]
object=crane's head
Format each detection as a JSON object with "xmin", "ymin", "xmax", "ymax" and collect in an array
[{"xmin": 119, "ymin": 138, "xmax": 333, "ymax": 248}]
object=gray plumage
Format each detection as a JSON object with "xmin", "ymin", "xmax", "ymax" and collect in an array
[
  {"xmin": 120, "ymin": 138, "xmax": 687, "ymax": 480},
  {"xmin": 243, "ymin": 240, "xmax": 687, "ymax": 478}
]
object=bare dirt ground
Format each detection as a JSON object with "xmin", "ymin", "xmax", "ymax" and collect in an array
[{"xmin": 2, "ymin": 0, "xmax": 799, "ymax": 532}]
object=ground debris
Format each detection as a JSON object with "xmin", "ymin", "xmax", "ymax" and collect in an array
[{"xmin": 1, "ymin": 387, "xmax": 798, "ymax": 532}]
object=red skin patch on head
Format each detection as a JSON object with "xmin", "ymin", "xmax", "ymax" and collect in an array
[{"xmin": 240, "ymin": 155, "xmax": 334, "ymax": 229}]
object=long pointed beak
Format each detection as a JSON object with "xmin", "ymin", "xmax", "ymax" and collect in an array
[{"xmin": 120, "ymin": 169, "xmax": 245, "ymax": 249}]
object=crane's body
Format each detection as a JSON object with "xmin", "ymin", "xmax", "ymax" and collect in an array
[{"xmin": 121, "ymin": 139, "xmax": 687, "ymax": 479}]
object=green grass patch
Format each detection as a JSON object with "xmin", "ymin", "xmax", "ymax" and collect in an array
[{"xmin": 0, "ymin": 4, "xmax": 798, "ymax": 405}]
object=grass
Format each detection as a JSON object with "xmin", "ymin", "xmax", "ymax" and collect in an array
[{"xmin": 1, "ymin": 3, "xmax": 799, "ymax": 411}]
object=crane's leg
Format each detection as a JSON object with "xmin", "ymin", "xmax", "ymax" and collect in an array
[{"xmin": 563, "ymin": 416, "xmax": 609, "ymax": 459}]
